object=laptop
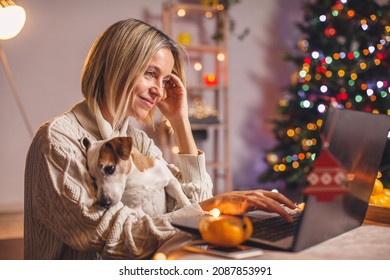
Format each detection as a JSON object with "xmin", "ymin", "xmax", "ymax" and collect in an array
[{"xmin": 171, "ymin": 106, "xmax": 390, "ymax": 252}]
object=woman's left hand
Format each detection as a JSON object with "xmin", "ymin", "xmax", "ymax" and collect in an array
[
  {"xmin": 157, "ymin": 73, "xmax": 189, "ymax": 124},
  {"xmin": 199, "ymin": 190, "xmax": 297, "ymax": 222}
]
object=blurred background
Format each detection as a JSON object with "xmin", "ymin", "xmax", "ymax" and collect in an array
[
  {"xmin": 1, "ymin": 0, "xmax": 389, "ymax": 260},
  {"xmin": 0, "ymin": 0, "xmax": 303, "ymax": 211}
]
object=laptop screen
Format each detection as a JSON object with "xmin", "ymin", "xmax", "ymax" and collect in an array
[
  {"xmin": 292, "ymin": 106, "xmax": 390, "ymax": 251},
  {"xmin": 322, "ymin": 106, "xmax": 390, "ymax": 202}
]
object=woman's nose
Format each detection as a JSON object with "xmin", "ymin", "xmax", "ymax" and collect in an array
[{"xmin": 150, "ymin": 81, "xmax": 164, "ymax": 99}]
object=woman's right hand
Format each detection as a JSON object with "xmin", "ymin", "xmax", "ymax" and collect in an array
[
  {"xmin": 157, "ymin": 73, "xmax": 189, "ymax": 124},
  {"xmin": 198, "ymin": 190, "xmax": 297, "ymax": 222}
]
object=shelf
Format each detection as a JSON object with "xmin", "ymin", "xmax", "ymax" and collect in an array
[
  {"xmin": 164, "ymin": 3, "xmax": 224, "ymax": 13},
  {"xmin": 183, "ymin": 44, "xmax": 225, "ymax": 53},
  {"xmin": 206, "ymin": 161, "xmax": 230, "ymax": 169},
  {"xmin": 187, "ymin": 84, "xmax": 228, "ymax": 92},
  {"xmin": 190, "ymin": 122, "xmax": 225, "ymax": 130},
  {"xmin": 162, "ymin": 0, "xmax": 232, "ymax": 193}
]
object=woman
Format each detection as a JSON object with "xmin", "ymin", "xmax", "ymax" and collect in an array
[{"xmin": 24, "ymin": 18, "xmax": 295, "ymax": 259}]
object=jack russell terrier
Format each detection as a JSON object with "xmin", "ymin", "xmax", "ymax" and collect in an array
[{"xmin": 81, "ymin": 136, "xmax": 191, "ymax": 217}]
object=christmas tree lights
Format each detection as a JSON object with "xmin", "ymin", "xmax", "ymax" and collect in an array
[{"xmin": 259, "ymin": 0, "xmax": 390, "ymax": 189}]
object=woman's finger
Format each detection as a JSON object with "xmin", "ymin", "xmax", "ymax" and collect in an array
[
  {"xmin": 166, "ymin": 73, "xmax": 184, "ymax": 90},
  {"xmin": 244, "ymin": 194, "xmax": 294, "ymax": 222},
  {"xmin": 264, "ymin": 191, "xmax": 296, "ymax": 210}
]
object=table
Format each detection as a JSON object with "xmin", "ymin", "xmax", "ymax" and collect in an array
[{"xmin": 156, "ymin": 222, "xmax": 390, "ymax": 260}]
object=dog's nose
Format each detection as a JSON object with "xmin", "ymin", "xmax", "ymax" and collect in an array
[{"xmin": 99, "ymin": 198, "xmax": 112, "ymax": 208}]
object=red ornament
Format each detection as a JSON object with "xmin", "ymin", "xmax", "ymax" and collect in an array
[
  {"xmin": 376, "ymin": 53, "xmax": 384, "ymax": 60},
  {"xmin": 304, "ymin": 148, "xmax": 348, "ymax": 202},
  {"xmin": 336, "ymin": 92, "xmax": 348, "ymax": 101},
  {"xmin": 203, "ymin": 74, "xmax": 218, "ymax": 86},
  {"xmin": 316, "ymin": 65, "xmax": 327, "ymax": 74},
  {"xmin": 363, "ymin": 105, "xmax": 372, "ymax": 112},
  {"xmin": 324, "ymin": 27, "xmax": 336, "ymax": 37}
]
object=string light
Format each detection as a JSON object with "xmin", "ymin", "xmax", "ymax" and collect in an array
[
  {"xmin": 347, "ymin": 10, "xmax": 355, "ymax": 18},
  {"xmin": 217, "ymin": 52, "xmax": 225, "ymax": 61},
  {"xmin": 194, "ymin": 62, "xmax": 202, "ymax": 71},
  {"xmin": 366, "ymin": 89, "xmax": 374, "ymax": 96},
  {"xmin": 319, "ymin": 15, "xmax": 327, "ymax": 22},
  {"xmin": 205, "ymin": 11, "xmax": 213, "ymax": 18},
  {"xmin": 320, "ymin": 85, "xmax": 328, "ymax": 93},
  {"xmin": 216, "ymin": 4, "xmax": 224, "ymax": 10},
  {"xmin": 311, "ymin": 51, "xmax": 320, "ymax": 59},
  {"xmin": 318, "ymin": 104, "xmax": 326, "ymax": 113},
  {"xmin": 355, "ymin": 95, "xmax": 363, "ymax": 103},
  {"xmin": 337, "ymin": 70, "xmax": 345, "ymax": 77},
  {"xmin": 177, "ymin": 8, "xmax": 186, "ymax": 17}
]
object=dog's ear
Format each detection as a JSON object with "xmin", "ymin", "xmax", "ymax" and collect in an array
[
  {"xmin": 109, "ymin": 137, "xmax": 133, "ymax": 160},
  {"xmin": 80, "ymin": 137, "xmax": 92, "ymax": 150}
]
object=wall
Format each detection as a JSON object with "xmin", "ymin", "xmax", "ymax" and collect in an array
[
  {"xmin": 0, "ymin": 0, "xmax": 302, "ymax": 209},
  {"xmin": 229, "ymin": 0, "xmax": 303, "ymax": 189}
]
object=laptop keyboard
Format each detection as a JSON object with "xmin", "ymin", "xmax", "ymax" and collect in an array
[{"xmin": 251, "ymin": 212, "xmax": 302, "ymax": 242}]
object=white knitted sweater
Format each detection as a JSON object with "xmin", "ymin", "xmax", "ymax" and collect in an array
[{"xmin": 24, "ymin": 100, "xmax": 213, "ymax": 259}]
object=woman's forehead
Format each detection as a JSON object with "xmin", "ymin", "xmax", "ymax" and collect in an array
[{"xmin": 148, "ymin": 48, "xmax": 175, "ymax": 75}]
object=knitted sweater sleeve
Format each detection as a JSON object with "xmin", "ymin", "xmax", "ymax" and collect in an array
[{"xmin": 25, "ymin": 120, "xmax": 207, "ymax": 260}]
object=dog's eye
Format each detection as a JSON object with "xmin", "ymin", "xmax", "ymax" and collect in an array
[{"xmin": 103, "ymin": 165, "xmax": 115, "ymax": 175}]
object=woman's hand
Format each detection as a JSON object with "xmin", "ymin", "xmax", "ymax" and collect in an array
[
  {"xmin": 199, "ymin": 190, "xmax": 297, "ymax": 222},
  {"xmin": 157, "ymin": 73, "xmax": 188, "ymax": 124},
  {"xmin": 157, "ymin": 73, "xmax": 198, "ymax": 155}
]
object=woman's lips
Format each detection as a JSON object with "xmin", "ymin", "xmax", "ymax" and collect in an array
[{"xmin": 139, "ymin": 96, "xmax": 155, "ymax": 109}]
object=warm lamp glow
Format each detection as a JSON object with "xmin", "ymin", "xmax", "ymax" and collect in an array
[{"xmin": 0, "ymin": 3, "xmax": 26, "ymax": 40}]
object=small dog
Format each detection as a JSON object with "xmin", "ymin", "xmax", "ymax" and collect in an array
[{"xmin": 81, "ymin": 136, "xmax": 191, "ymax": 217}]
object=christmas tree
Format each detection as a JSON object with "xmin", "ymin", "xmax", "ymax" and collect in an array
[{"xmin": 259, "ymin": 0, "xmax": 390, "ymax": 190}]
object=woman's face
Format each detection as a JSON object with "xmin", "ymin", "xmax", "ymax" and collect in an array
[{"xmin": 129, "ymin": 48, "xmax": 174, "ymax": 120}]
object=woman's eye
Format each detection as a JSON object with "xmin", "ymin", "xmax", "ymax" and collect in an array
[
  {"xmin": 103, "ymin": 165, "xmax": 115, "ymax": 175},
  {"xmin": 145, "ymin": 71, "xmax": 155, "ymax": 78}
]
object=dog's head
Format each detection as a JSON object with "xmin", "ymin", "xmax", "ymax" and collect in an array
[{"xmin": 81, "ymin": 136, "xmax": 133, "ymax": 208}]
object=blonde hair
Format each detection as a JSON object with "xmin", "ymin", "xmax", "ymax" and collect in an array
[{"xmin": 81, "ymin": 18, "xmax": 186, "ymax": 129}]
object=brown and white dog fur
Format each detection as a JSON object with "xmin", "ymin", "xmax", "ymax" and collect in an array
[{"xmin": 81, "ymin": 136, "xmax": 191, "ymax": 217}]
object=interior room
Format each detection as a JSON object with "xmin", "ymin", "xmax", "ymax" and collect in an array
[{"xmin": 0, "ymin": 0, "xmax": 389, "ymax": 261}]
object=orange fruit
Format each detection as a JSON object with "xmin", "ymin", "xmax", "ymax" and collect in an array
[
  {"xmin": 199, "ymin": 215, "xmax": 253, "ymax": 247},
  {"xmin": 382, "ymin": 188, "xmax": 390, "ymax": 196},
  {"xmin": 372, "ymin": 179, "xmax": 384, "ymax": 196},
  {"xmin": 377, "ymin": 193, "xmax": 390, "ymax": 208},
  {"xmin": 370, "ymin": 195, "xmax": 379, "ymax": 205}
]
